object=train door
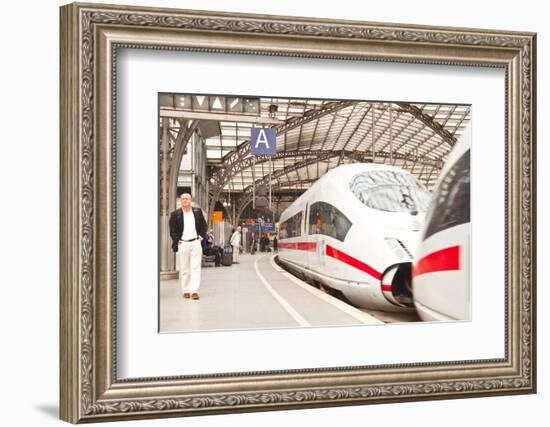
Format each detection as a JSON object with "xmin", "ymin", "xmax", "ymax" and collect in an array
[
  {"xmin": 307, "ymin": 202, "xmax": 325, "ymax": 274},
  {"xmin": 303, "ymin": 203, "xmax": 308, "ymax": 239},
  {"xmin": 316, "ymin": 234, "xmax": 326, "ymax": 269},
  {"xmin": 316, "ymin": 236, "xmax": 325, "ymax": 269},
  {"xmin": 305, "ymin": 202, "xmax": 316, "ymax": 272},
  {"xmin": 296, "ymin": 204, "xmax": 307, "ymax": 269}
]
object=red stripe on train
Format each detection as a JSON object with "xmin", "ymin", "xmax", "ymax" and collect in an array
[
  {"xmin": 325, "ymin": 245, "xmax": 382, "ymax": 280},
  {"xmin": 278, "ymin": 242, "xmax": 316, "ymax": 251},
  {"xmin": 278, "ymin": 242, "xmax": 296, "ymax": 249},
  {"xmin": 279, "ymin": 241, "xmax": 383, "ymax": 280},
  {"xmin": 297, "ymin": 242, "xmax": 317, "ymax": 251},
  {"xmin": 413, "ymin": 245, "xmax": 460, "ymax": 277}
]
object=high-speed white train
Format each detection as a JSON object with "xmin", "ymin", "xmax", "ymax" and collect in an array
[
  {"xmin": 277, "ymin": 163, "xmax": 432, "ymax": 312},
  {"xmin": 412, "ymin": 124, "xmax": 471, "ymax": 321}
]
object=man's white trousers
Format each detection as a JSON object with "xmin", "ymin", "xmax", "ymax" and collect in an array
[{"xmin": 178, "ymin": 240, "xmax": 202, "ymax": 293}]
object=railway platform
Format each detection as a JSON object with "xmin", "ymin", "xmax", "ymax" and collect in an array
[{"xmin": 160, "ymin": 253, "xmax": 383, "ymax": 333}]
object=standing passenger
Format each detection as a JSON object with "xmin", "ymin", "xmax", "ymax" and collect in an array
[
  {"xmin": 249, "ymin": 232, "xmax": 256, "ymax": 254},
  {"xmin": 169, "ymin": 193, "xmax": 207, "ymax": 300},
  {"xmin": 230, "ymin": 226, "xmax": 242, "ymax": 264}
]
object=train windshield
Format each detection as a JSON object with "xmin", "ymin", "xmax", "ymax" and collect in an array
[
  {"xmin": 423, "ymin": 149, "xmax": 470, "ymax": 239},
  {"xmin": 349, "ymin": 170, "xmax": 431, "ymax": 214}
]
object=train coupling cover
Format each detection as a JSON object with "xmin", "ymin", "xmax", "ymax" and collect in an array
[{"xmin": 381, "ymin": 263, "xmax": 414, "ymax": 308}]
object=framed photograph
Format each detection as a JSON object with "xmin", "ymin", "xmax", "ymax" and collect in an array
[
  {"xmin": 60, "ymin": 2, "xmax": 536, "ymax": 423},
  {"xmin": 157, "ymin": 93, "xmax": 471, "ymax": 334}
]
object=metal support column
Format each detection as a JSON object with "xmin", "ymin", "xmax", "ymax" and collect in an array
[
  {"xmin": 160, "ymin": 117, "xmax": 178, "ymax": 280},
  {"xmin": 252, "ymin": 156, "xmax": 256, "ymax": 209},
  {"xmin": 269, "ymin": 158, "xmax": 272, "ymax": 209}
]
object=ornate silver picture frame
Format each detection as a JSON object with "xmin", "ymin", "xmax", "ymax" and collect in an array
[{"xmin": 60, "ymin": 2, "xmax": 536, "ymax": 423}]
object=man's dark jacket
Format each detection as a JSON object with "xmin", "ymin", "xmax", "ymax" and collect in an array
[{"xmin": 169, "ymin": 207, "xmax": 208, "ymax": 252}]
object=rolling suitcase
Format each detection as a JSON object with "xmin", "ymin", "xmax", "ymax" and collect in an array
[{"xmin": 221, "ymin": 244, "xmax": 233, "ymax": 266}]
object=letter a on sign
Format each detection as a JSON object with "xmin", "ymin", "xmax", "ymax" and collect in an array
[{"xmin": 250, "ymin": 128, "xmax": 276, "ymax": 156}]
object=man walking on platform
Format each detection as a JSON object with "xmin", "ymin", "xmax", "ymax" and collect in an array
[{"xmin": 169, "ymin": 193, "xmax": 207, "ymax": 300}]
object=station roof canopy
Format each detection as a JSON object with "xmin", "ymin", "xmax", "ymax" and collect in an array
[{"xmin": 160, "ymin": 95, "xmax": 471, "ymax": 195}]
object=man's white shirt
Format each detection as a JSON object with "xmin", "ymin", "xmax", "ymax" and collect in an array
[{"xmin": 181, "ymin": 209, "xmax": 197, "ymax": 240}]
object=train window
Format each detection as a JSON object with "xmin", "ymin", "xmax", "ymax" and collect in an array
[
  {"xmin": 279, "ymin": 211, "xmax": 303, "ymax": 238},
  {"xmin": 308, "ymin": 202, "xmax": 352, "ymax": 242},
  {"xmin": 423, "ymin": 150, "xmax": 470, "ymax": 239},
  {"xmin": 349, "ymin": 170, "xmax": 431, "ymax": 214}
]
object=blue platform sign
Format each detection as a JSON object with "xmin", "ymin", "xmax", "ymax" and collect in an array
[
  {"xmin": 261, "ymin": 222, "xmax": 275, "ymax": 232},
  {"xmin": 250, "ymin": 128, "xmax": 276, "ymax": 156},
  {"xmin": 245, "ymin": 223, "xmax": 275, "ymax": 233}
]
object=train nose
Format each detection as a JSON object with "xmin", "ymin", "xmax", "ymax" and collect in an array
[{"xmin": 381, "ymin": 263, "xmax": 414, "ymax": 308}]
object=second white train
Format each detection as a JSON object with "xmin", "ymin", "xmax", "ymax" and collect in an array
[{"xmin": 277, "ymin": 163, "xmax": 431, "ymax": 312}]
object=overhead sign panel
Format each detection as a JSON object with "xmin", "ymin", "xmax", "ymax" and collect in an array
[
  {"xmin": 250, "ymin": 128, "xmax": 276, "ymax": 156},
  {"xmin": 160, "ymin": 95, "xmax": 260, "ymax": 116},
  {"xmin": 211, "ymin": 211, "xmax": 223, "ymax": 223},
  {"xmin": 244, "ymin": 223, "xmax": 275, "ymax": 232}
]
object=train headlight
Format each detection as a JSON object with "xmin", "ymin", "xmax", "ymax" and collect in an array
[{"xmin": 384, "ymin": 238, "xmax": 412, "ymax": 260}]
